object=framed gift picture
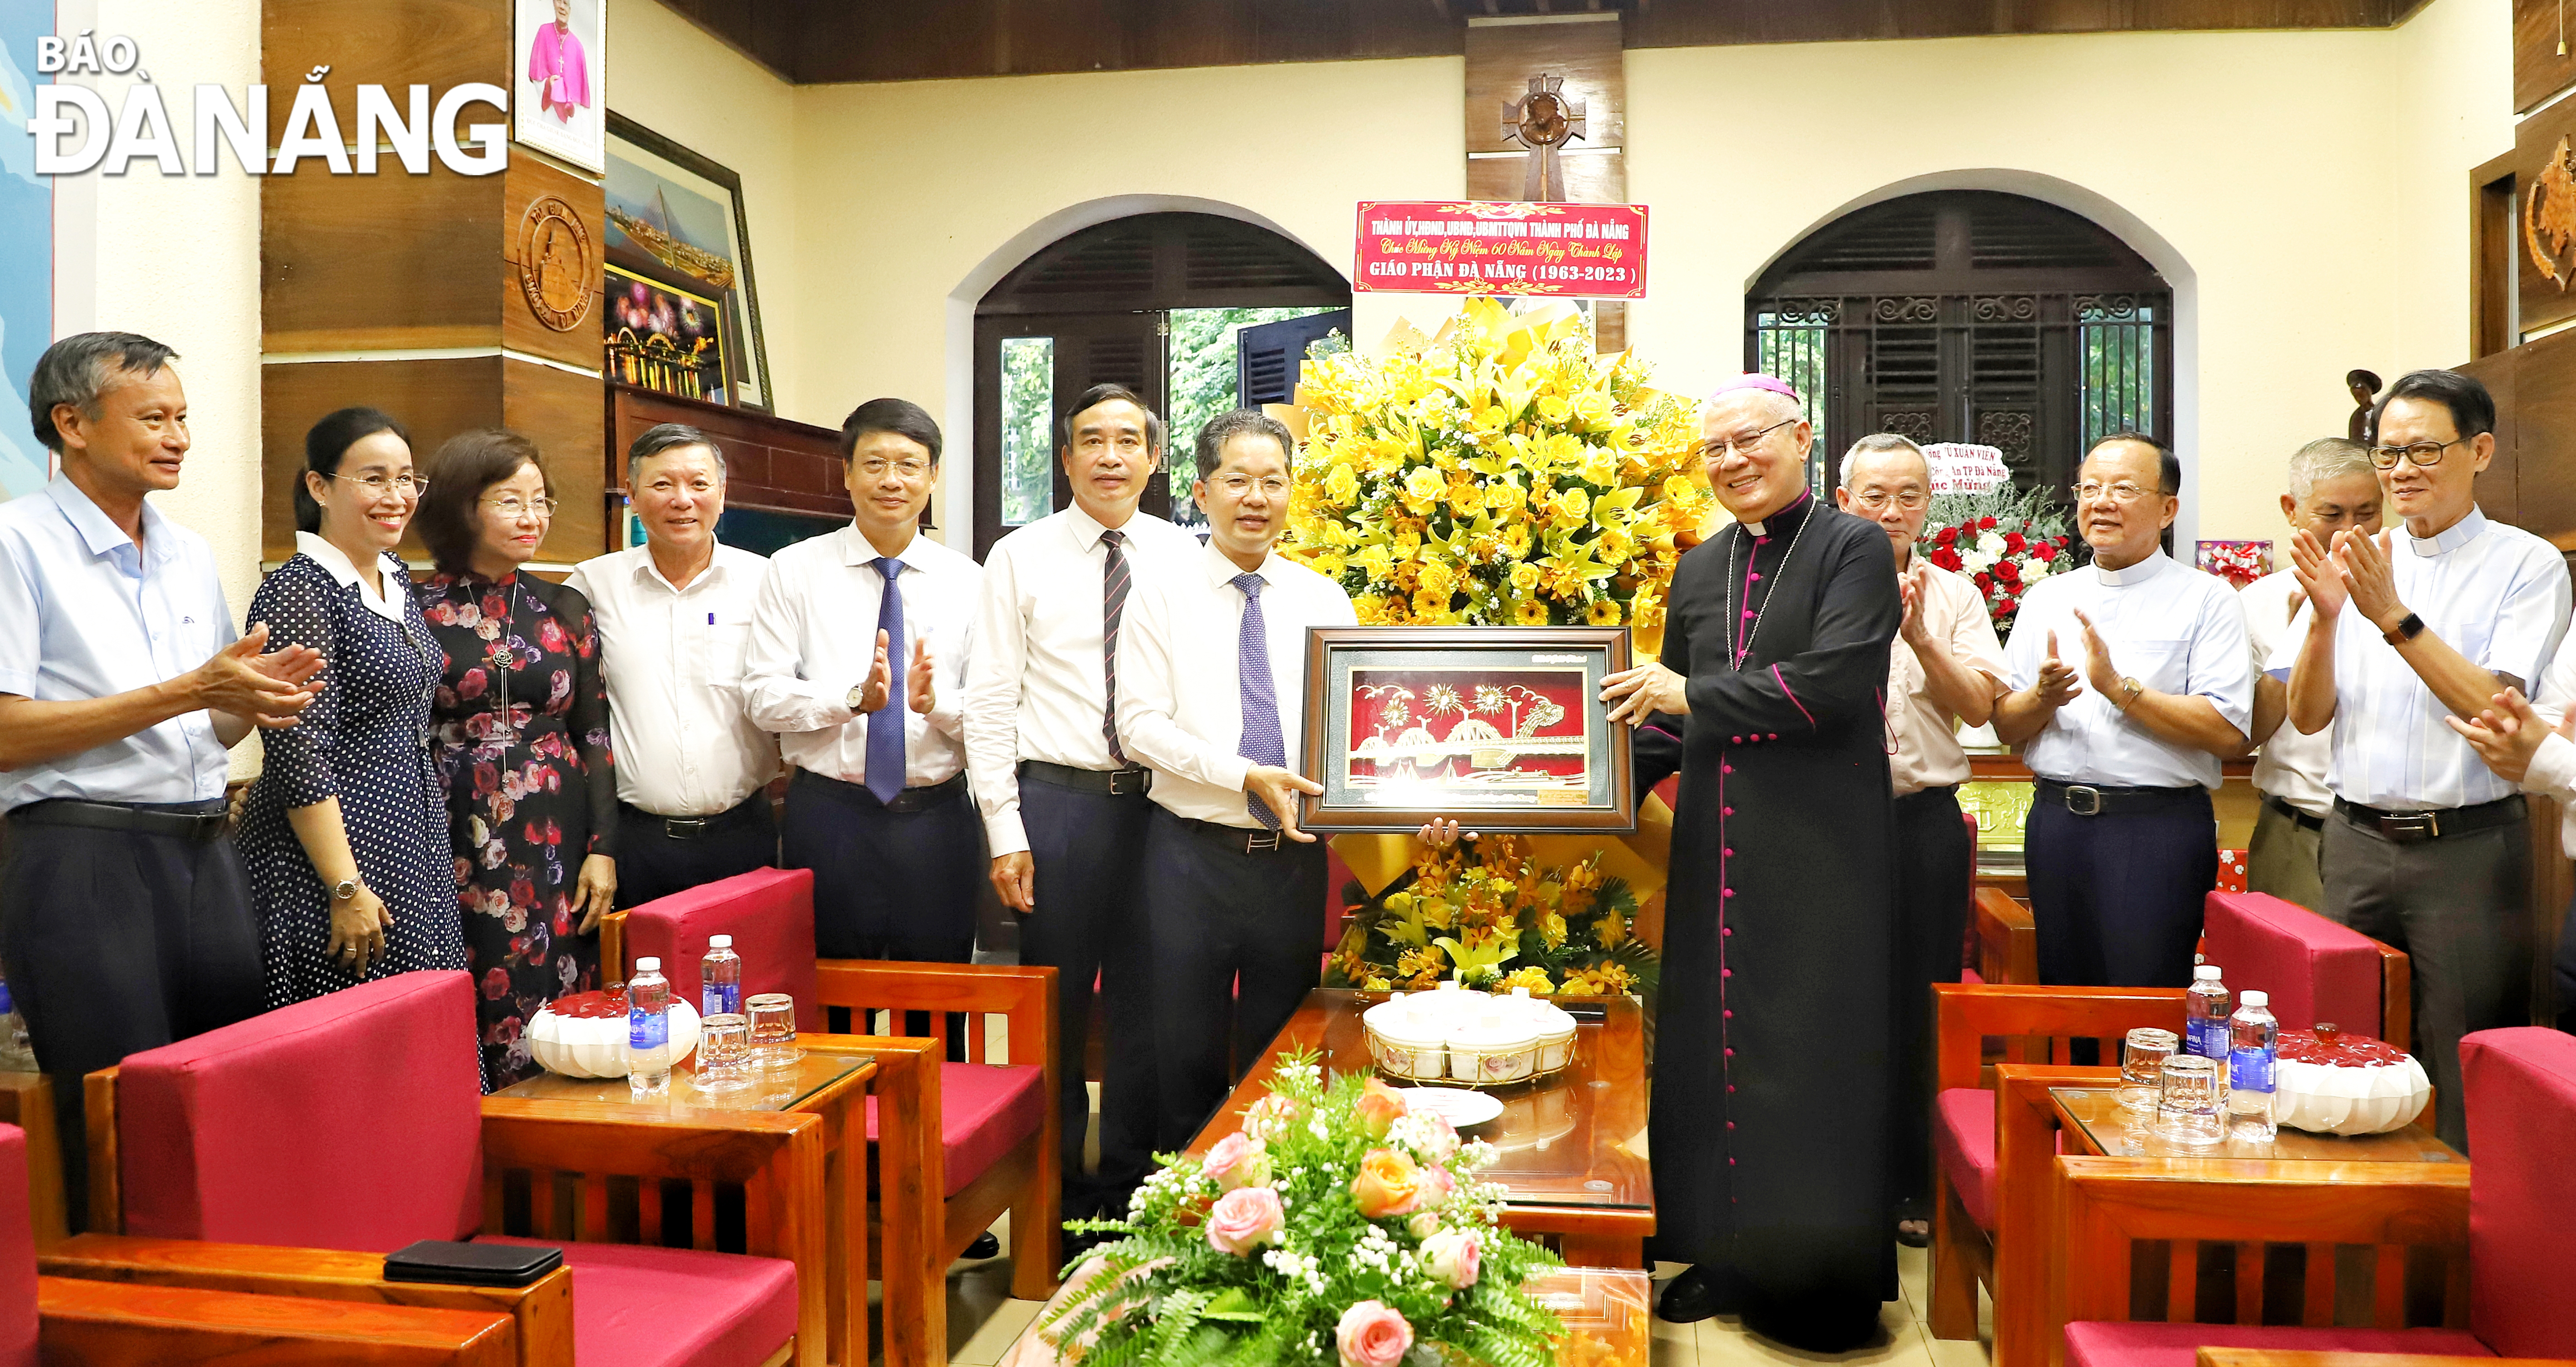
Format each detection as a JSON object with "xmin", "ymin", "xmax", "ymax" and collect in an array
[
  {"xmin": 514, "ymin": 0, "xmax": 605, "ymax": 172},
  {"xmin": 1300, "ymin": 627, "xmax": 1635, "ymax": 834},
  {"xmin": 603, "ymin": 264, "xmax": 728, "ymax": 403},
  {"xmin": 603, "ymin": 114, "xmax": 774, "ymax": 410}
]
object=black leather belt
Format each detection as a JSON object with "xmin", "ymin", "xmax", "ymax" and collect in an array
[
  {"xmin": 2035, "ymin": 778, "xmax": 2206, "ymax": 817},
  {"xmin": 1019, "ymin": 760, "xmax": 1153, "ymax": 798},
  {"xmin": 2333, "ymin": 794, "xmax": 2524, "ymax": 845},
  {"xmin": 621, "ymin": 794, "xmax": 768, "ymax": 842},
  {"xmin": 1171, "ymin": 813, "xmax": 1295, "ymax": 855},
  {"xmin": 795, "ymin": 767, "xmax": 967, "ymax": 815},
  {"xmin": 2262, "ymin": 793, "xmax": 2327, "ymax": 833},
  {"xmin": 7, "ymin": 798, "xmax": 230, "ymax": 842}
]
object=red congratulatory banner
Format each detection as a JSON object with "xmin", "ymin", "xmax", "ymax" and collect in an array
[{"xmin": 1354, "ymin": 200, "xmax": 1648, "ymax": 300}]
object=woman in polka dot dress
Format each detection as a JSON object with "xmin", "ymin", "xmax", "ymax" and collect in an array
[{"xmin": 239, "ymin": 408, "xmax": 463, "ymax": 1008}]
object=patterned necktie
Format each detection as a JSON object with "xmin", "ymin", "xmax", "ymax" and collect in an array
[
  {"xmin": 1231, "ymin": 572, "xmax": 1286, "ymax": 829},
  {"xmin": 866, "ymin": 557, "xmax": 906, "ymax": 805},
  {"xmin": 1100, "ymin": 529, "xmax": 1131, "ymax": 766}
]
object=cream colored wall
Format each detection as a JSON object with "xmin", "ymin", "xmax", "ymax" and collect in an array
[
  {"xmin": 774, "ymin": 0, "xmax": 2506, "ymax": 556},
  {"xmin": 786, "ymin": 58, "xmax": 1465, "ymax": 549},
  {"xmin": 612, "ymin": 1, "xmax": 805, "ymax": 420}
]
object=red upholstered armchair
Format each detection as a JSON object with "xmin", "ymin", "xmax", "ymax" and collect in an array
[
  {"xmin": 41, "ymin": 971, "xmax": 838, "ymax": 1367},
  {"xmin": 2201, "ymin": 890, "xmax": 2409, "ymax": 1045},
  {"xmin": 602, "ymin": 868, "xmax": 1058, "ymax": 1367},
  {"xmin": 2051, "ymin": 1027, "xmax": 2576, "ymax": 1367}
]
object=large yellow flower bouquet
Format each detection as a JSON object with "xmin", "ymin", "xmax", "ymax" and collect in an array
[
  {"xmin": 1279, "ymin": 298, "xmax": 1710, "ymax": 636},
  {"xmin": 1325, "ymin": 835, "xmax": 1657, "ymax": 1001}
]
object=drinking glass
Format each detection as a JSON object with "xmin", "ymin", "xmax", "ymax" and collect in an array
[
  {"xmin": 695, "ymin": 1013, "xmax": 751, "ymax": 1092},
  {"xmin": 746, "ymin": 993, "xmax": 799, "ymax": 1071},
  {"xmin": 2155, "ymin": 1052, "xmax": 2227, "ymax": 1146},
  {"xmin": 2120, "ymin": 1027, "xmax": 2179, "ymax": 1112}
]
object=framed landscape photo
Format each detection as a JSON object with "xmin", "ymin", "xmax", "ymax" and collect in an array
[
  {"xmin": 1300, "ymin": 626, "xmax": 1634, "ymax": 834},
  {"xmin": 603, "ymin": 113, "xmax": 773, "ymax": 410}
]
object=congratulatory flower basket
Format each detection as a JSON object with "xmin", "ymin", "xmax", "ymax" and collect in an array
[{"xmin": 1036, "ymin": 1057, "xmax": 1573, "ymax": 1367}]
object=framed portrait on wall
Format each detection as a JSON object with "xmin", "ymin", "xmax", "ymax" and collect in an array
[
  {"xmin": 603, "ymin": 113, "xmax": 774, "ymax": 411},
  {"xmin": 514, "ymin": 0, "xmax": 605, "ymax": 172},
  {"xmin": 1299, "ymin": 627, "xmax": 1635, "ymax": 834}
]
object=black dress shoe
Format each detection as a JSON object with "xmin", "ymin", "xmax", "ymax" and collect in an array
[
  {"xmin": 963, "ymin": 1231, "xmax": 1001, "ymax": 1260},
  {"xmin": 1657, "ymin": 1266, "xmax": 1723, "ymax": 1323}
]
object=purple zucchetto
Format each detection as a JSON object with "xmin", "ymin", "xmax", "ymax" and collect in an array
[{"xmin": 1705, "ymin": 373, "xmax": 1804, "ymax": 405}]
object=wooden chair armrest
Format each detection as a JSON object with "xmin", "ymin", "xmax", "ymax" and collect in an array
[
  {"xmin": 41, "ymin": 1235, "xmax": 564, "ymax": 1366},
  {"xmin": 2201, "ymin": 1353, "xmax": 2569, "ymax": 1367},
  {"xmin": 38, "ymin": 1272, "xmax": 520, "ymax": 1365},
  {"xmin": 1975, "ymin": 887, "xmax": 2039, "ymax": 986},
  {"xmin": 478, "ymin": 1098, "xmax": 826, "ymax": 1185},
  {"xmin": 0, "ymin": 1069, "xmax": 67, "ymax": 1247},
  {"xmin": 2373, "ymin": 941, "xmax": 2411, "ymax": 1048},
  {"xmin": 2057, "ymin": 1156, "xmax": 2471, "ymax": 1327},
  {"xmin": 1935, "ymin": 985, "xmax": 2187, "ymax": 1090},
  {"xmin": 814, "ymin": 960, "xmax": 1055, "ymax": 1026},
  {"xmin": 598, "ymin": 910, "xmax": 629, "ymax": 987}
]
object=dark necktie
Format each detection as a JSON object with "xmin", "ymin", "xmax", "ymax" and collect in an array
[
  {"xmin": 1101, "ymin": 529, "xmax": 1131, "ymax": 767},
  {"xmin": 866, "ymin": 557, "xmax": 906, "ymax": 805},
  {"xmin": 1231, "ymin": 572, "xmax": 1286, "ymax": 829}
]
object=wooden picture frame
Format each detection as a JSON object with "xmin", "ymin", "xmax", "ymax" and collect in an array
[
  {"xmin": 603, "ymin": 112, "xmax": 774, "ymax": 411},
  {"xmin": 1298, "ymin": 626, "xmax": 1634, "ymax": 834}
]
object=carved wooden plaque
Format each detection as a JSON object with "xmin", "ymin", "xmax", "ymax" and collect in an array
[{"xmin": 517, "ymin": 194, "xmax": 597, "ymax": 332}]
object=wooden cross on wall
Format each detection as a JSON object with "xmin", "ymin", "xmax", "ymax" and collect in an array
[{"xmin": 1501, "ymin": 73, "xmax": 1587, "ymax": 201}]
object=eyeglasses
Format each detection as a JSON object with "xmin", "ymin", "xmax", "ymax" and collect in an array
[
  {"xmin": 331, "ymin": 473, "xmax": 426, "ymax": 497},
  {"xmin": 2368, "ymin": 438, "xmax": 2464, "ymax": 470},
  {"xmin": 1213, "ymin": 474, "xmax": 1291, "ymax": 497},
  {"xmin": 1695, "ymin": 416, "xmax": 1801, "ymax": 461},
  {"xmin": 2072, "ymin": 480, "xmax": 2157, "ymax": 504},
  {"xmin": 483, "ymin": 496, "xmax": 557, "ymax": 518},
  {"xmin": 1851, "ymin": 489, "xmax": 1927, "ymax": 512},
  {"xmin": 854, "ymin": 457, "xmax": 931, "ymax": 481}
]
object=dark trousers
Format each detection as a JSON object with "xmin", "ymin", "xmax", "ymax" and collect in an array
[
  {"xmin": 1141, "ymin": 808, "xmax": 1327, "ymax": 1150},
  {"xmin": 2024, "ymin": 786, "xmax": 2216, "ymax": 990},
  {"xmin": 1890, "ymin": 784, "xmax": 1971, "ymax": 1215},
  {"xmin": 2321, "ymin": 804, "xmax": 2530, "ymax": 1153},
  {"xmin": 613, "ymin": 793, "xmax": 778, "ymax": 911},
  {"xmin": 1015, "ymin": 776, "xmax": 1158, "ymax": 1217},
  {"xmin": 781, "ymin": 770, "xmax": 981, "ymax": 1051},
  {"xmin": 0, "ymin": 813, "xmax": 263, "ymax": 1232}
]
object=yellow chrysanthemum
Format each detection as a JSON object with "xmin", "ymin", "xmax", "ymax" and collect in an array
[
  {"xmin": 1514, "ymin": 599, "xmax": 1550, "ymax": 626},
  {"xmin": 1587, "ymin": 597, "xmax": 1622, "ymax": 626}
]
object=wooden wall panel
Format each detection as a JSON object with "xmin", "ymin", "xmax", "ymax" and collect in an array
[
  {"xmin": 503, "ymin": 359, "xmax": 612, "ymax": 560},
  {"xmin": 2515, "ymin": 101, "xmax": 2576, "ymax": 342},
  {"xmin": 264, "ymin": 0, "xmax": 511, "ymax": 107},
  {"xmin": 1466, "ymin": 155, "xmax": 1624, "ymax": 207},
  {"xmin": 609, "ymin": 385, "xmax": 852, "ymax": 522},
  {"xmin": 1463, "ymin": 17, "xmax": 1624, "ymax": 155},
  {"xmin": 2515, "ymin": 0, "xmax": 2576, "ymax": 113},
  {"xmin": 261, "ymin": 357, "xmax": 507, "ymax": 565},
  {"xmin": 498, "ymin": 158, "xmax": 608, "ymax": 373},
  {"xmin": 263, "ymin": 170, "xmax": 503, "ymax": 355},
  {"xmin": 2497, "ymin": 325, "xmax": 2576, "ymax": 553},
  {"xmin": 2458, "ymin": 348, "xmax": 2518, "ymax": 527}
]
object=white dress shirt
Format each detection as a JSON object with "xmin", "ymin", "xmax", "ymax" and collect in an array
[
  {"xmin": 962, "ymin": 505, "xmax": 1200, "ymax": 856},
  {"xmin": 2265, "ymin": 508, "xmax": 2570, "ymax": 811},
  {"xmin": 2006, "ymin": 549, "xmax": 2253, "ymax": 791},
  {"xmin": 1117, "ymin": 540, "xmax": 1356, "ymax": 829},
  {"xmin": 1887, "ymin": 559, "xmax": 2009, "ymax": 798},
  {"xmin": 0, "ymin": 475, "xmax": 238, "ymax": 810},
  {"xmin": 2240, "ymin": 568, "xmax": 2333, "ymax": 818},
  {"xmin": 566, "ymin": 543, "xmax": 782, "ymax": 816},
  {"xmin": 293, "ymin": 531, "xmax": 407, "ymax": 624},
  {"xmin": 2517, "ymin": 632, "xmax": 2576, "ymax": 856},
  {"xmin": 745, "ymin": 525, "xmax": 976, "ymax": 789}
]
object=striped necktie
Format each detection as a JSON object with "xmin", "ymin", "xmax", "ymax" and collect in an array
[
  {"xmin": 1231, "ymin": 572, "xmax": 1285, "ymax": 829},
  {"xmin": 865, "ymin": 558, "xmax": 906, "ymax": 805},
  {"xmin": 1101, "ymin": 529, "xmax": 1130, "ymax": 767}
]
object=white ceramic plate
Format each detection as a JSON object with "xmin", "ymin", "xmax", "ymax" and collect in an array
[{"xmin": 1401, "ymin": 1087, "xmax": 1505, "ymax": 1128}]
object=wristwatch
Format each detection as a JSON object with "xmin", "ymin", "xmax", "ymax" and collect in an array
[
  {"xmin": 2383, "ymin": 612, "xmax": 2425, "ymax": 646},
  {"xmin": 846, "ymin": 683, "xmax": 869, "ymax": 712},
  {"xmin": 330, "ymin": 878, "xmax": 359, "ymax": 902}
]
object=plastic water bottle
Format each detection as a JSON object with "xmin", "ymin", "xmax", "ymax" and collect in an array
[
  {"xmin": 0, "ymin": 981, "xmax": 35, "ymax": 1074},
  {"xmin": 2226, "ymin": 990, "xmax": 2279, "ymax": 1142},
  {"xmin": 701, "ymin": 935, "xmax": 742, "ymax": 1020},
  {"xmin": 628, "ymin": 958, "xmax": 672, "ymax": 1097},
  {"xmin": 2186, "ymin": 965, "xmax": 2232, "ymax": 1061}
]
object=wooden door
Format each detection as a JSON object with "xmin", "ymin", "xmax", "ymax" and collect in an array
[{"xmin": 971, "ymin": 311, "xmax": 1170, "ymax": 560}]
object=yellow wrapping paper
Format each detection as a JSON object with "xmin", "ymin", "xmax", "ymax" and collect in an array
[{"xmin": 1329, "ymin": 786, "xmax": 1673, "ymax": 954}]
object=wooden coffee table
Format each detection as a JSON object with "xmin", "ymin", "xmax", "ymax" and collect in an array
[{"xmin": 1186, "ymin": 988, "xmax": 1654, "ymax": 1268}]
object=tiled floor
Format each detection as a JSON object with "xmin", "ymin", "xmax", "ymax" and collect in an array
[{"xmin": 932, "ymin": 1232, "xmax": 1997, "ymax": 1367}]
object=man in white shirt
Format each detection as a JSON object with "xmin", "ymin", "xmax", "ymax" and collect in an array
[
  {"xmin": 567, "ymin": 423, "xmax": 781, "ymax": 910},
  {"xmin": 746, "ymin": 399, "xmax": 981, "ymax": 971},
  {"xmin": 2241, "ymin": 438, "xmax": 2379, "ymax": 912},
  {"xmin": 1832, "ymin": 433, "xmax": 2008, "ymax": 1246},
  {"xmin": 1116, "ymin": 408, "xmax": 1355, "ymax": 1148},
  {"xmin": 1996, "ymin": 434, "xmax": 2252, "ymax": 992},
  {"xmin": 2447, "ymin": 636, "xmax": 2576, "ymax": 1032},
  {"xmin": 2280, "ymin": 370, "xmax": 2570, "ymax": 1148},
  {"xmin": 962, "ymin": 382, "xmax": 1197, "ymax": 1221},
  {"xmin": 0, "ymin": 332, "xmax": 323, "ymax": 1228}
]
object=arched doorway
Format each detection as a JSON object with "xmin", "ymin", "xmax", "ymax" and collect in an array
[
  {"xmin": 970, "ymin": 211, "xmax": 1351, "ymax": 559},
  {"xmin": 1745, "ymin": 189, "xmax": 2171, "ymax": 502}
]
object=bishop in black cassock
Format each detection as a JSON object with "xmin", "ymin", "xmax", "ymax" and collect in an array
[{"xmin": 1608, "ymin": 376, "xmax": 1901, "ymax": 1351}]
